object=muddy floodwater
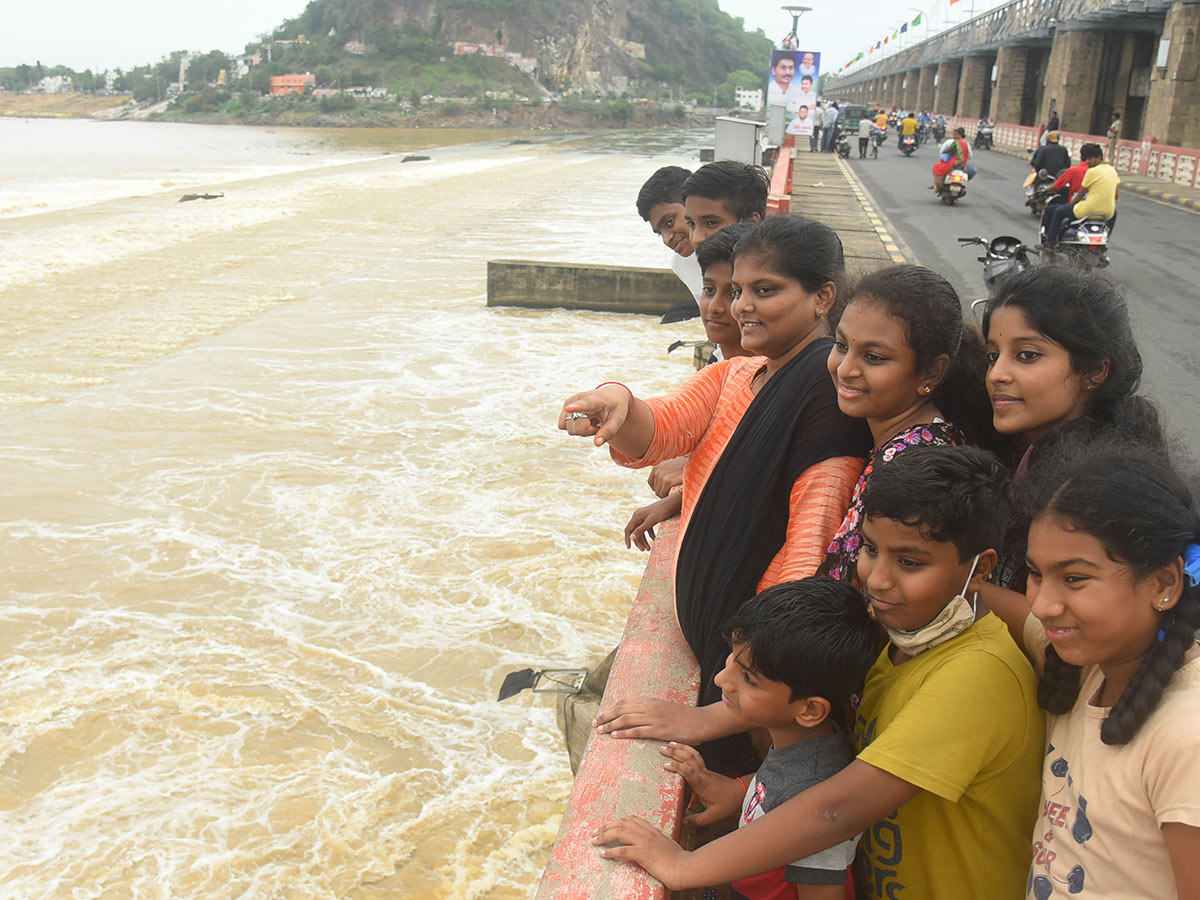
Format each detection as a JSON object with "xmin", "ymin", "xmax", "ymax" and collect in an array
[{"xmin": 0, "ymin": 118, "xmax": 707, "ymax": 898}]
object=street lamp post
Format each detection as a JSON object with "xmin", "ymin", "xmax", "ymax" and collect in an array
[{"xmin": 780, "ymin": 6, "xmax": 813, "ymax": 49}]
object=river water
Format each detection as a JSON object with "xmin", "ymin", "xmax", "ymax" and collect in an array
[{"xmin": 0, "ymin": 118, "xmax": 706, "ymax": 898}]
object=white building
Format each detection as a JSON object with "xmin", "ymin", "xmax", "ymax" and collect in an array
[
  {"xmin": 38, "ymin": 75, "xmax": 72, "ymax": 94},
  {"xmin": 735, "ymin": 87, "xmax": 763, "ymax": 111}
]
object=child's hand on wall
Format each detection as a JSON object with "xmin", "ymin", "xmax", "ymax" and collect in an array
[{"xmin": 661, "ymin": 741, "xmax": 745, "ymax": 826}]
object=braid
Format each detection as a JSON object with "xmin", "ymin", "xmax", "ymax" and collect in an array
[
  {"xmin": 1102, "ymin": 586, "xmax": 1200, "ymax": 744},
  {"xmin": 1037, "ymin": 646, "xmax": 1084, "ymax": 715}
]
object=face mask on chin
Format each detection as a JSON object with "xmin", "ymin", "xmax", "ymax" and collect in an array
[{"xmin": 884, "ymin": 554, "xmax": 982, "ymax": 657}]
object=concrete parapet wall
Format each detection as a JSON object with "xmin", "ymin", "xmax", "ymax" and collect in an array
[
  {"xmin": 536, "ymin": 518, "xmax": 698, "ymax": 900},
  {"xmin": 487, "ymin": 260, "xmax": 693, "ymax": 316}
]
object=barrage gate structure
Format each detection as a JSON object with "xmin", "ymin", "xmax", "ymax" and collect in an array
[{"xmin": 827, "ymin": 0, "xmax": 1199, "ymax": 150}]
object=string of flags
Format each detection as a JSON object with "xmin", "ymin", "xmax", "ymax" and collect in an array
[{"xmin": 835, "ymin": 9, "xmax": 930, "ymax": 74}]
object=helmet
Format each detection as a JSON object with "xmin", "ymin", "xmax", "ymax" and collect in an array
[{"xmin": 1046, "ymin": 131, "xmax": 1060, "ymax": 142}]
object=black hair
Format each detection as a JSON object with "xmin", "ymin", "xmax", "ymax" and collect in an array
[
  {"xmin": 953, "ymin": 127, "xmax": 966, "ymax": 137},
  {"xmin": 636, "ymin": 166, "xmax": 691, "ymax": 222},
  {"xmin": 981, "ymin": 266, "xmax": 1163, "ymax": 451},
  {"xmin": 800, "ymin": 74, "xmax": 814, "ymax": 85},
  {"xmin": 1030, "ymin": 450, "xmax": 1200, "ymax": 745},
  {"xmin": 723, "ymin": 577, "xmax": 881, "ymax": 727},
  {"xmin": 1079, "ymin": 142, "xmax": 1103, "ymax": 161},
  {"xmin": 681, "ymin": 161, "xmax": 770, "ymax": 221},
  {"xmin": 772, "ymin": 51, "xmax": 799, "ymax": 71},
  {"xmin": 861, "ymin": 444, "xmax": 1012, "ymax": 561},
  {"xmin": 695, "ymin": 222, "xmax": 751, "ymax": 275},
  {"xmin": 837, "ymin": 264, "xmax": 1006, "ymax": 453},
  {"xmin": 731, "ymin": 215, "xmax": 846, "ymax": 299}
]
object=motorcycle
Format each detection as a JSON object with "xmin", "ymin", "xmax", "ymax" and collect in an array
[
  {"xmin": 870, "ymin": 125, "xmax": 887, "ymax": 159},
  {"xmin": 835, "ymin": 129, "xmax": 851, "ymax": 159},
  {"xmin": 1044, "ymin": 215, "xmax": 1111, "ymax": 268},
  {"xmin": 958, "ymin": 234, "xmax": 1039, "ymax": 295},
  {"xmin": 918, "ymin": 123, "xmax": 932, "ymax": 145},
  {"xmin": 974, "ymin": 122, "xmax": 995, "ymax": 150},
  {"xmin": 1023, "ymin": 169, "xmax": 1061, "ymax": 217},
  {"xmin": 938, "ymin": 168, "xmax": 969, "ymax": 205},
  {"xmin": 900, "ymin": 133, "xmax": 918, "ymax": 156}
]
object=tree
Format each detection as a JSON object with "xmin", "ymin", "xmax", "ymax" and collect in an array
[{"xmin": 716, "ymin": 68, "xmax": 761, "ymax": 106}]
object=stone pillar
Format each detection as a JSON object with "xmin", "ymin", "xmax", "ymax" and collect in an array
[
  {"xmin": 892, "ymin": 73, "xmax": 906, "ymax": 108},
  {"xmin": 934, "ymin": 59, "xmax": 962, "ymax": 115},
  {"xmin": 1042, "ymin": 28, "xmax": 1108, "ymax": 133},
  {"xmin": 1145, "ymin": 2, "xmax": 1200, "ymax": 147},
  {"xmin": 916, "ymin": 65, "xmax": 937, "ymax": 112},
  {"xmin": 990, "ymin": 45, "xmax": 1030, "ymax": 123},
  {"xmin": 903, "ymin": 68, "xmax": 921, "ymax": 109},
  {"xmin": 956, "ymin": 54, "xmax": 991, "ymax": 118}
]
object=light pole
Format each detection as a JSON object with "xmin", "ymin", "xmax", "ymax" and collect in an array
[{"xmin": 780, "ymin": 6, "xmax": 813, "ymax": 49}]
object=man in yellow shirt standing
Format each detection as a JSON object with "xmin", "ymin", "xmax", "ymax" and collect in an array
[{"xmin": 1044, "ymin": 145, "xmax": 1120, "ymax": 244}]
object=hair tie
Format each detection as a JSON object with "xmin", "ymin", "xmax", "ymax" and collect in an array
[{"xmin": 1184, "ymin": 543, "xmax": 1200, "ymax": 588}]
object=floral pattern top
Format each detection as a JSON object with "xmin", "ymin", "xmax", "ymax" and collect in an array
[{"xmin": 819, "ymin": 420, "xmax": 965, "ymax": 583}]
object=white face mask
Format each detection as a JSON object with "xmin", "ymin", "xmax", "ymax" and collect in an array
[{"xmin": 885, "ymin": 554, "xmax": 981, "ymax": 657}]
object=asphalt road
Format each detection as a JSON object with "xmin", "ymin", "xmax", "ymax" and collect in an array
[{"xmin": 836, "ymin": 140, "xmax": 1200, "ymax": 452}]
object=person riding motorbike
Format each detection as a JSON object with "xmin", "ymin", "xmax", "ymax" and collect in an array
[
  {"xmin": 1043, "ymin": 143, "xmax": 1120, "ymax": 244},
  {"xmin": 899, "ymin": 111, "xmax": 919, "ymax": 148},
  {"xmin": 1029, "ymin": 131, "xmax": 1071, "ymax": 178},
  {"xmin": 932, "ymin": 114, "xmax": 946, "ymax": 143},
  {"xmin": 932, "ymin": 128, "xmax": 970, "ymax": 197},
  {"xmin": 1039, "ymin": 146, "xmax": 1091, "ymax": 236}
]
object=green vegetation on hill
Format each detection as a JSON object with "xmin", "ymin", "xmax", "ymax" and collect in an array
[{"xmin": 0, "ymin": 0, "xmax": 773, "ymax": 125}]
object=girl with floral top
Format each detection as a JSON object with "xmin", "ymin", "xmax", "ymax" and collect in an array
[{"xmin": 820, "ymin": 265, "xmax": 1001, "ymax": 582}]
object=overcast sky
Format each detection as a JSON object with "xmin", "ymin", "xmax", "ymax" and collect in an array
[{"xmin": 0, "ymin": 0, "xmax": 1006, "ymax": 74}]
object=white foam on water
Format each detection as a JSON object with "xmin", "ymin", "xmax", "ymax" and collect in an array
[{"xmin": 0, "ymin": 126, "xmax": 706, "ymax": 898}]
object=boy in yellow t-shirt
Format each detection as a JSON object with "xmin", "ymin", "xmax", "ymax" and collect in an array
[{"xmin": 593, "ymin": 446, "xmax": 1044, "ymax": 900}]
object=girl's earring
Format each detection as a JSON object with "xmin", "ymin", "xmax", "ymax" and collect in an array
[
  {"xmin": 1156, "ymin": 597, "xmax": 1171, "ymax": 611},
  {"xmin": 1085, "ymin": 384, "xmax": 1095, "ymax": 391},
  {"xmin": 921, "ymin": 385, "xmax": 932, "ymax": 395}
]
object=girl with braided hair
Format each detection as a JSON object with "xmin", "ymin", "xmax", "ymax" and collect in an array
[{"xmin": 991, "ymin": 448, "xmax": 1200, "ymax": 898}]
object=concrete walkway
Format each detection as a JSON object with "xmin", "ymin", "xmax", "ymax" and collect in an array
[{"xmin": 787, "ymin": 148, "xmax": 919, "ymax": 272}]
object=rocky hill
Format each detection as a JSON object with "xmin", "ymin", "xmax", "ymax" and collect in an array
[{"xmin": 277, "ymin": 0, "xmax": 772, "ymax": 94}]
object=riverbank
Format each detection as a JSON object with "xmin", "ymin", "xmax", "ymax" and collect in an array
[
  {"xmin": 0, "ymin": 92, "xmax": 129, "ymax": 118},
  {"xmin": 0, "ymin": 91, "xmax": 712, "ymax": 130}
]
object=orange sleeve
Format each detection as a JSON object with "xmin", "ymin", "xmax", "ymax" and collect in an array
[
  {"xmin": 609, "ymin": 362, "xmax": 733, "ymax": 469},
  {"xmin": 759, "ymin": 456, "xmax": 865, "ymax": 588}
]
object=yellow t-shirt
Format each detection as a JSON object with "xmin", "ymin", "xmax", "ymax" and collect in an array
[
  {"xmin": 1023, "ymin": 617, "xmax": 1200, "ymax": 899},
  {"xmin": 901, "ymin": 118, "xmax": 918, "ymax": 135},
  {"xmin": 853, "ymin": 614, "xmax": 1043, "ymax": 900},
  {"xmin": 875, "ymin": 113, "xmax": 888, "ymax": 129},
  {"xmin": 1074, "ymin": 163, "xmax": 1120, "ymax": 218}
]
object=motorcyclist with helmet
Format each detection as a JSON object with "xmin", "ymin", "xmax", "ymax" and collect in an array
[{"xmin": 1030, "ymin": 131, "xmax": 1071, "ymax": 178}]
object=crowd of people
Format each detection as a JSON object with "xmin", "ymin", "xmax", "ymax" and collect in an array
[{"xmin": 553, "ymin": 158, "xmax": 1199, "ymax": 899}]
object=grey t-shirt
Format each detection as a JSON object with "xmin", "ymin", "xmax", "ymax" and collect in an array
[{"xmin": 738, "ymin": 732, "xmax": 860, "ymax": 886}]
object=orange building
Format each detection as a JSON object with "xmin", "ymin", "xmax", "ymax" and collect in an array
[{"xmin": 270, "ymin": 73, "xmax": 315, "ymax": 96}]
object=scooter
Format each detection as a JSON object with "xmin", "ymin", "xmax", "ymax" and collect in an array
[
  {"xmin": 899, "ymin": 133, "xmax": 918, "ymax": 156},
  {"xmin": 938, "ymin": 168, "xmax": 969, "ymax": 205},
  {"xmin": 932, "ymin": 119, "xmax": 946, "ymax": 143},
  {"xmin": 958, "ymin": 234, "xmax": 1039, "ymax": 294},
  {"xmin": 835, "ymin": 129, "xmax": 852, "ymax": 159},
  {"xmin": 1044, "ymin": 215, "xmax": 1111, "ymax": 268},
  {"xmin": 974, "ymin": 122, "xmax": 995, "ymax": 150},
  {"xmin": 1023, "ymin": 169, "xmax": 1060, "ymax": 217}
]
